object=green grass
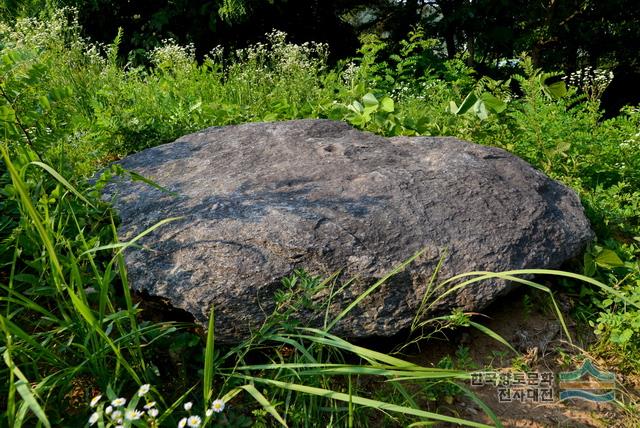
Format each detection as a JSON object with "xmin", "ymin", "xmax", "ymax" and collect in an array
[{"xmin": 1, "ymin": 9, "xmax": 639, "ymax": 427}]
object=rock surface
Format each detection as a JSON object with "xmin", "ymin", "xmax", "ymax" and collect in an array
[{"xmin": 103, "ymin": 120, "xmax": 593, "ymax": 342}]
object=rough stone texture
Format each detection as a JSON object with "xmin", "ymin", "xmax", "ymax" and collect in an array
[{"xmin": 102, "ymin": 119, "xmax": 593, "ymax": 342}]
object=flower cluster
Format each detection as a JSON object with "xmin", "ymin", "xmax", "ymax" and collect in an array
[
  {"xmin": 342, "ymin": 61, "xmax": 360, "ymax": 87},
  {"xmin": 87, "ymin": 385, "xmax": 226, "ymax": 427},
  {"xmin": 563, "ymin": 66, "xmax": 614, "ymax": 101},
  {"xmin": 232, "ymin": 30, "xmax": 328, "ymax": 77},
  {"xmin": 149, "ymin": 40, "xmax": 198, "ymax": 75},
  {"xmin": 177, "ymin": 398, "xmax": 225, "ymax": 428},
  {"xmin": 88, "ymin": 384, "xmax": 158, "ymax": 427}
]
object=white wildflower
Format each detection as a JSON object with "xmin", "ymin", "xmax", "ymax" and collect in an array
[
  {"xmin": 125, "ymin": 409, "xmax": 144, "ymax": 421},
  {"xmin": 187, "ymin": 415, "xmax": 202, "ymax": 427},
  {"xmin": 205, "ymin": 409, "xmax": 213, "ymax": 417},
  {"xmin": 211, "ymin": 399, "xmax": 225, "ymax": 413},
  {"xmin": 105, "ymin": 405, "xmax": 113, "ymax": 415},
  {"xmin": 183, "ymin": 401, "xmax": 193, "ymax": 411},
  {"xmin": 138, "ymin": 384, "xmax": 151, "ymax": 397},
  {"xmin": 88, "ymin": 412, "xmax": 99, "ymax": 425},
  {"xmin": 111, "ymin": 397, "xmax": 126, "ymax": 407},
  {"xmin": 178, "ymin": 417, "xmax": 188, "ymax": 428},
  {"xmin": 144, "ymin": 401, "xmax": 156, "ymax": 409},
  {"xmin": 148, "ymin": 408, "xmax": 159, "ymax": 418}
]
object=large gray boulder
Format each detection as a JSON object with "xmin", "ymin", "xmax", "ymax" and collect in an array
[{"xmin": 103, "ymin": 120, "xmax": 593, "ymax": 342}]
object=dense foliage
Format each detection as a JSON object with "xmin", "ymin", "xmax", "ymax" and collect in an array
[{"xmin": 0, "ymin": 8, "xmax": 639, "ymax": 427}]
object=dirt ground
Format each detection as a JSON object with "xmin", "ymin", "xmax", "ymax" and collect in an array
[{"xmin": 405, "ymin": 287, "xmax": 640, "ymax": 427}]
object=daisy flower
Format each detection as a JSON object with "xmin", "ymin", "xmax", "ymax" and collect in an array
[
  {"xmin": 187, "ymin": 415, "xmax": 202, "ymax": 427},
  {"xmin": 125, "ymin": 409, "xmax": 143, "ymax": 421},
  {"xmin": 211, "ymin": 399, "xmax": 225, "ymax": 413}
]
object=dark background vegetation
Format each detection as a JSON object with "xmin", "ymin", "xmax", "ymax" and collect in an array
[{"xmin": 3, "ymin": 0, "xmax": 639, "ymax": 113}]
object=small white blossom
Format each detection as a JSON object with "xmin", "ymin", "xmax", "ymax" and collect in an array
[
  {"xmin": 111, "ymin": 410, "xmax": 123, "ymax": 420},
  {"xmin": 105, "ymin": 405, "xmax": 113, "ymax": 415},
  {"xmin": 111, "ymin": 397, "xmax": 126, "ymax": 407},
  {"xmin": 125, "ymin": 409, "xmax": 144, "ymax": 421},
  {"xmin": 178, "ymin": 417, "xmax": 188, "ymax": 428},
  {"xmin": 90, "ymin": 395, "xmax": 102, "ymax": 407},
  {"xmin": 187, "ymin": 415, "xmax": 202, "ymax": 427},
  {"xmin": 138, "ymin": 384, "xmax": 151, "ymax": 397},
  {"xmin": 211, "ymin": 399, "xmax": 225, "ymax": 413},
  {"xmin": 89, "ymin": 412, "xmax": 99, "ymax": 425},
  {"xmin": 205, "ymin": 409, "xmax": 213, "ymax": 417},
  {"xmin": 148, "ymin": 408, "xmax": 159, "ymax": 418},
  {"xmin": 183, "ymin": 401, "xmax": 193, "ymax": 411},
  {"xmin": 144, "ymin": 401, "xmax": 156, "ymax": 409}
]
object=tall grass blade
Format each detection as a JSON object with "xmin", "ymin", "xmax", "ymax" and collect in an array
[
  {"xmin": 456, "ymin": 383, "xmax": 504, "ymax": 428},
  {"xmin": 326, "ymin": 248, "xmax": 425, "ymax": 332},
  {"xmin": 3, "ymin": 350, "xmax": 51, "ymax": 428},
  {"xmin": 14, "ymin": 380, "xmax": 51, "ymax": 428},
  {"xmin": 29, "ymin": 161, "xmax": 95, "ymax": 208},
  {"xmin": 203, "ymin": 305, "xmax": 215, "ymax": 404},
  {"xmin": 1, "ymin": 146, "xmax": 64, "ymax": 291},
  {"xmin": 240, "ymin": 384, "xmax": 288, "ymax": 427},
  {"xmin": 79, "ymin": 216, "xmax": 182, "ymax": 258},
  {"xmin": 231, "ymin": 374, "xmax": 494, "ymax": 428},
  {"xmin": 467, "ymin": 320, "xmax": 517, "ymax": 355}
]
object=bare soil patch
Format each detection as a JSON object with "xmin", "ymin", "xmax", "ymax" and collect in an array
[{"xmin": 406, "ymin": 288, "xmax": 640, "ymax": 427}]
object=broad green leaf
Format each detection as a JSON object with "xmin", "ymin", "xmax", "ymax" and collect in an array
[
  {"xmin": 480, "ymin": 92, "xmax": 506, "ymax": 113},
  {"xmin": 362, "ymin": 93, "xmax": 379, "ymax": 108},
  {"xmin": 544, "ymin": 80, "xmax": 567, "ymax": 99},
  {"xmin": 454, "ymin": 91, "xmax": 478, "ymax": 115},
  {"xmin": 473, "ymin": 99, "xmax": 489, "ymax": 120},
  {"xmin": 583, "ymin": 252, "xmax": 596, "ymax": 276},
  {"xmin": 380, "ymin": 96, "xmax": 394, "ymax": 112},
  {"xmin": 349, "ymin": 100, "xmax": 364, "ymax": 114},
  {"xmin": 595, "ymin": 249, "xmax": 624, "ymax": 268}
]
